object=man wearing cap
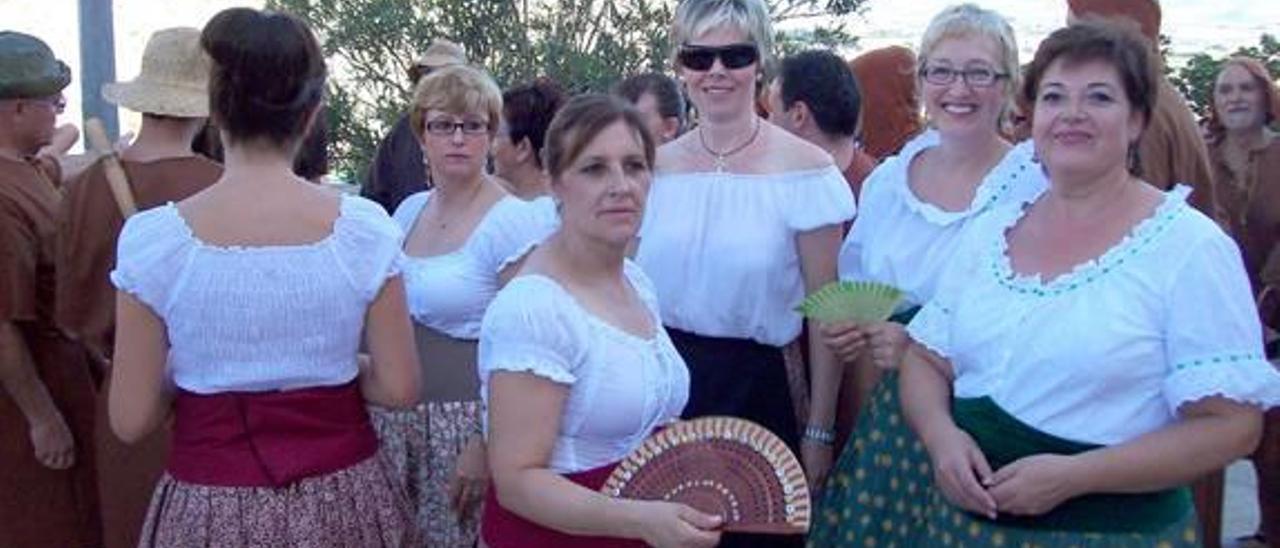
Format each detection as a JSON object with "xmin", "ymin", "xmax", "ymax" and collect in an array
[
  {"xmin": 362, "ymin": 38, "xmax": 467, "ymax": 212},
  {"xmin": 0, "ymin": 30, "xmax": 103, "ymax": 547},
  {"xmin": 54, "ymin": 27, "xmax": 222, "ymax": 548}
]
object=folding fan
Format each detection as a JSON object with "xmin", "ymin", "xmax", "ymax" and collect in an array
[
  {"xmin": 795, "ymin": 280, "xmax": 904, "ymax": 323},
  {"xmin": 600, "ymin": 417, "xmax": 810, "ymax": 535}
]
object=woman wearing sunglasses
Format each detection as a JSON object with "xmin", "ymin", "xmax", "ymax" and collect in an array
[
  {"xmin": 374, "ymin": 64, "xmax": 558, "ymax": 546},
  {"xmin": 635, "ymin": 1, "xmax": 855, "ymax": 546},
  {"xmin": 810, "ymin": 5, "xmax": 1046, "ymax": 546}
]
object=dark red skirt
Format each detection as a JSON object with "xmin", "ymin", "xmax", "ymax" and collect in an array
[
  {"xmin": 480, "ymin": 462, "xmax": 646, "ymax": 548},
  {"xmin": 167, "ymin": 381, "xmax": 378, "ymax": 487}
]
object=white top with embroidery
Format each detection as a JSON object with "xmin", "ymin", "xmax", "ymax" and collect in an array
[
  {"xmin": 392, "ymin": 192, "xmax": 558, "ymax": 339},
  {"xmin": 111, "ymin": 194, "xmax": 405, "ymax": 394},
  {"xmin": 478, "ymin": 261, "xmax": 690, "ymax": 473},
  {"xmin": 908, "ymin": 186, "xmax": 1280, "ymax": 445},
  {"xmin": 839, "ymin": 130, "xmax": 1047, "ymax": 306},
  {"xmin": 636, "ymin": 165, "xmax": 856, "ymax": 346}
]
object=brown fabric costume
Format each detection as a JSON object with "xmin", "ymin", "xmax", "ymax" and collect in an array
[
  {"xmin": 56, "ymin": 155, "xmax": 221, "ymax": 548},
  {"xmin": 0, "ymin": 154, "xmax": 102, "ymax": 548},
  {"xmin": 848, "ymin": 46, "xmax": 924, "ymax": 161}
]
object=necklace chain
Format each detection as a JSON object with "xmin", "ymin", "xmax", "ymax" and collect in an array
[{"xmin": 698, "ymin": 117, "xmax": 762, "ymax": 173}]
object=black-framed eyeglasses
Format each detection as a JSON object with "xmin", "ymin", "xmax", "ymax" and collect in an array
[
  {"xmin": 919, "ymin": 65, "xmax": 1007, "ymax": 88},
  {"xmin": 424, "ymin": 119, "xmax": 489, "ymax": 136},
  {"xmin": 677, "ymin": 43, "xmax": 759, "ymax": 72}
]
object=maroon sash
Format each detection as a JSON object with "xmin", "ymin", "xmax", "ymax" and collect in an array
[
  {"xmin": 480, "ymin": 462, "xmax": 646, "ymax": 548},
  {"xmin": 167, "ymin": 381, "xmax": 377, "ymax": 487}
]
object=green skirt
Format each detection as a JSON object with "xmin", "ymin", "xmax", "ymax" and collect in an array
[
  {"xmin": 808, "ymin": 370, "xmax": 935, "ymax": 547},
  {"xmin": 917, "ymin": 397, "xmax": 1201, "ymax": 547}
]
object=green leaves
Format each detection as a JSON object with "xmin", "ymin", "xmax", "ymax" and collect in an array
[
  {"xmin": 266, "ymin": 0, "xmax": 865, "ymax": 182},
  {"xmin": 1170, "ymin": 33, "xmax": 1280, "ymax": 120}
]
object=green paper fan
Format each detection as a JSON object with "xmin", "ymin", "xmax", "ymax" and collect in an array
[{"xmin": 795, "ymin": 281, "xmax": 904, "ymax": 323}]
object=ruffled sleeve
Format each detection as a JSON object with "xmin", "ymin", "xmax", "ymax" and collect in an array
[
  {"xmin": 109, "ymin": 205, "xmax": 195, "ymax": 315},
  {"xmin": 478, "ymin": 276, "xmax": 586, "ymax": 385},
  {"xmin": 480, "ymin": 196, "xmax": 559, "ymax": 273},
  {"xmin": 781, "ymin": 165, "xmax": 857, "ymax": 232},
  {"xmin": 390, "ymin": 191, "xmax": 430, "ymax": 235},
  {"xmin": 1162, "ymin": 221, "xmax": 1280, "ymax": 412},
  {"xmin": 333, "ymin": 196, "xmax": 407, "ymax": 302}
]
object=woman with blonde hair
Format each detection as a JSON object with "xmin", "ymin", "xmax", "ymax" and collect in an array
[
  {"xmin": 811, "ymin": 4, "xmax": 1045, "ymax": 546},
  {"xmin": 373, "ymin": 63, "xmax": 558, "ymax": 546},
  {"xmin": 635, "ymin": 2, "xmax": 856, "ymax": 546}
]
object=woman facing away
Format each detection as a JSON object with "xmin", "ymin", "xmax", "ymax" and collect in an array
[
  {"xmin": 900, "ymin": 20, "xmax": 1280, "ymax": 546},
  {"xmin": 109, "ymin": 8, "xmax": 421, "ymax": 546},
  {"xmin": 479, "ymin": 93, "xmax": 721, "ymax": 548}
]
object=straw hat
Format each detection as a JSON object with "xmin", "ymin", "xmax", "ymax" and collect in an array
[
  {"xmin": 102, "ymin": 27, "xmax": 209, "ymax": 118},
  {"xmin": 407, "ymin": 39, "xmax": 467, "ymax": 82}
]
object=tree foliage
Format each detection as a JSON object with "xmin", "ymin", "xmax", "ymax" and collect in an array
[
  {"xmin": 1171, "ymin": 33, "xmax": 1280, "ymax": 120},
  {"xmin": 267, "ymin": 0, "xmax": 865, "ymax": 181}
]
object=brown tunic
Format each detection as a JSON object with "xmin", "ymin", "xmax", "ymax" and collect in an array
[
  {"xmin": 0, "ymin": 155, "xmax": 102, "ymax": 548},
  {"xmin": 55, "ymin": 155, "xmax": 221, "ymax": 548},
  {"xmin": 1140, "ymin": 79, "xmax": 1218, "ymax": 217},
  {"xmin": 1211, "ymin": 132, "xmax": 1280, "ymax": 297}
]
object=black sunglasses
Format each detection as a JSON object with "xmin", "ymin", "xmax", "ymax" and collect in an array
[{"xmin": 677, "ymin": 43, "xmax": 759, "ymax": 71}]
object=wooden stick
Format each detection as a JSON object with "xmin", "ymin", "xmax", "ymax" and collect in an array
[{"xmin": 84, "ymin": 118, "xmax": 137, "ymax": 218}]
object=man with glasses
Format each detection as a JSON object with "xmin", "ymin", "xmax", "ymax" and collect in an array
[
  {"xmin": 362, "ymin": 39, "xmax": 467, "ymax": 212},
  {"xmin": 0, "ymin": 30, "xmax": 102, "ymax": 547}
]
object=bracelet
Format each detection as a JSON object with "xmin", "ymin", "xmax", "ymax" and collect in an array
[{"xmin": 802, "ymin": 425, "xmax": 836, "ymax": 445}]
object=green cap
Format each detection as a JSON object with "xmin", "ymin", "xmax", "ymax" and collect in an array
[{"xmin": 0, "ymin": 31, "xmax": 71, "ymax": 99}]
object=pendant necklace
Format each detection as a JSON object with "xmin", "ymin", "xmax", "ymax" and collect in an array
[{"xmin": 698, "ymin": 117, "xmax": 762, "ymax": 173}]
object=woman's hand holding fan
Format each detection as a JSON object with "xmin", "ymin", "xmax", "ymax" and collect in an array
[
  {"xmin": 601, "ymin": 417, "xmax": 812, "ymax": 535},
  {"xmin": 800, "ymin": 281, "xmax": 905, "ymax": 367}
]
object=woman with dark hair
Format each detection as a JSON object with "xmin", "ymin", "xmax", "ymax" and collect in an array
[
  {"xmin": 900, "ymin": 20, "xmax": 1280, "ymax": 546},
  {"xmin": 1207, "ymin": 56, "xmax": 1280, "ymax": 548},
  {"xmin": 108, "ymin": 8, "xmax": 421, "ymax": 545},
  {"xmin": 479, "ymin": 94, "xmax": 720, "ymax": 548},
  {"xmin": 493, "ymin": 78, "xmax": 566, "ymax": 199}
]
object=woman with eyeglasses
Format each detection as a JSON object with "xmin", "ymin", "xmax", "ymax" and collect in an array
[
  {"xmin": 372, "ymin": 64, "xmax": 558, "ymax": 547},
  {"xmin": 634, "ymin": 1, "xmax": 855, "ymax": 546},
  {"xmin": 809, "ymin": 4, "xmax": 1047, "ymax": 546},
  {"xmin": 900, "ymin": 20, "xmax": 1280, "ymax": 546}
]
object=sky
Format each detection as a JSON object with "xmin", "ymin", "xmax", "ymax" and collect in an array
[{"xmin": 2, "ymin": 0, "xmax": 1275, "ymax": 147}]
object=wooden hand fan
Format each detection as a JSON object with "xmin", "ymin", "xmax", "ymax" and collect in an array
[
  {"xmin": 600, "ymin": 417, "xmax": 810, "ymax": 535},
  {"xmin": 795, "ymin": 280, "xmax": 904, "ymax": 323}
]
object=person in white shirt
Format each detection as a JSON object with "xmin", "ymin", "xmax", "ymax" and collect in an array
[
  {"xmin": 479, "ymin": 93, "xmax": 720, "ymax": 548},
  {"xmin": 810, "ymin": 5, "xmax": 1046, "ymax": 546},
  {"xmin": 901, "ymin": 20, "xmax": 1280, "ymax": 546},
  {"xmin": 635, "ymin": 7, "xmax": 854, "ymax": 547},
  {"xmin": 374, "ymin": 64, "xmax": 558, "ymax": 547},
  {"xmin": 109, "ymin": 8, "xmax": 421, "ymax": 545}
]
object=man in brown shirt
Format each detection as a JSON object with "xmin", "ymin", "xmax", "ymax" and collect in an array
[
  {"xmin": 55, "ymin": 27, "xmax": 223, "ymax": 548},
  {"xmin": 1208, "ymin": 56, "xmax": 1280, "ymax": 548},
  {"xmin": 0, "ymin": 30, "xmax": 102, "ymax": 548}
]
